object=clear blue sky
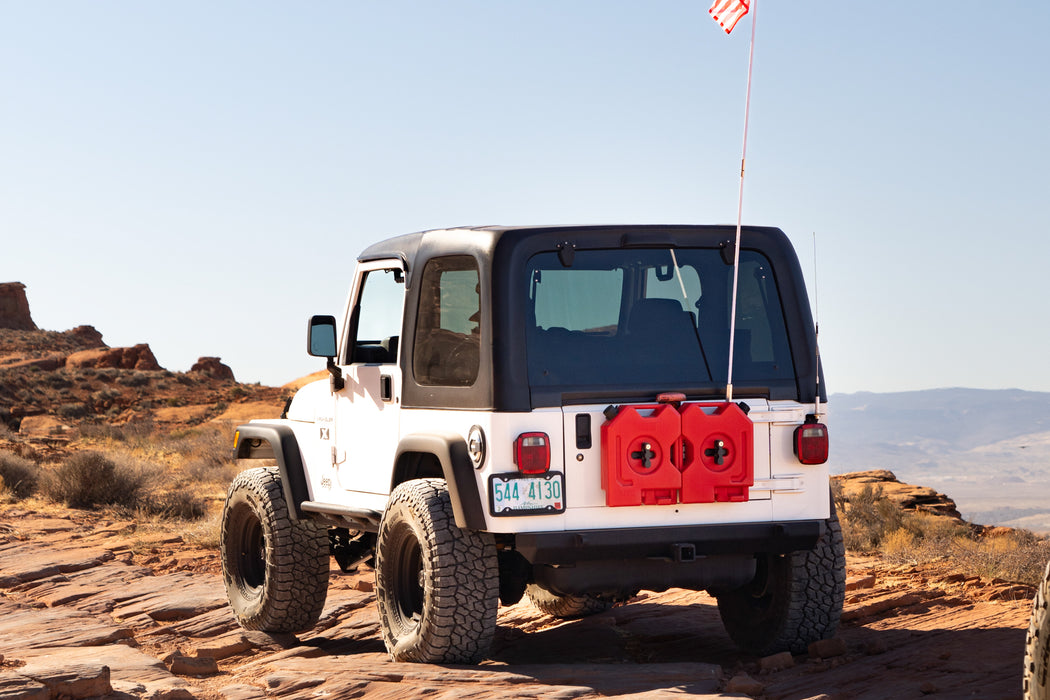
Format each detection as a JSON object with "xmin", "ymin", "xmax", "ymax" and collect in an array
[{"xmin": 3, "ymin": 2, "xmax": 1048, "ymax": 394}]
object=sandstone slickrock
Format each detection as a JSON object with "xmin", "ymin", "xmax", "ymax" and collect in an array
[
  {"xmin": 808, "ymin": 637, "xmax": 848, "ymax": 659},
  {"xmin": 16, "ymin": 661, "xmax": 112, "ymax": 699},
  {"xmin": 0, "ymin": 499, "xmax": 1037, "ymax": 700},
  {"xmin": 759, "ymin": 651, "xmax": 795, "ymax": 672},
  {"xmin": 0, "ymin": 675, "xmax": 49, "ymax": 700},
  {"xmin": 725, "ymin": 673, "xmax": 765, "ymax": 695}
]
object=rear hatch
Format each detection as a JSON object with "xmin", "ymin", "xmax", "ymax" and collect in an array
[{"xmin": 522, "ymin": 243, "xmax": 821, "ymax": 526}]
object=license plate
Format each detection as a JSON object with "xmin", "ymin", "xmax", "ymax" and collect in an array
[{"xmin": 489, "ymin": 472, "xmax": 565, "ymax": 516}]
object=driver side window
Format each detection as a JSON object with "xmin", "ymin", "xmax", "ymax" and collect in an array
[{"xmin": 349, "ymin": 268, "xmax": 404, "ymax": 364}]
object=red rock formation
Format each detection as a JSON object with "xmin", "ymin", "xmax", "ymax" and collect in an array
[
  {"xmin": 189, "ymin": 356, "xmax": 235, "ymax": 381},
  {"xmin": 0, "ymin": 282, "xmax": 36, "ymax": 330},
  {"xmin": 833, "ymin": 469, "xmax": 963, "ymax": 519},
  {"xmin": 65, "ymin": 344, "xmax": 161, "ymax": 371},
  {"xmin": 67, "ymin": 325, "xmax": 105, "ymax": 349}
]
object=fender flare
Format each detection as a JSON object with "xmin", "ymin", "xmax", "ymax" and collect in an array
[
  {"xmin": 394, "ymin": 433, "xmax": 486, "ymax": 531},
  {"xmin": 233, "ymin": 423, "xmax": 310, "ymax": 521}
]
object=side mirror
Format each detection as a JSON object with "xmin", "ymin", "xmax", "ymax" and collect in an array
[
  {"xmin": 308, "ymin": 315, "xmax": 338, "ymax": 358},
  {"xmin": 308, "ymin": 315, "xmax": 344, "ymax": 391}
]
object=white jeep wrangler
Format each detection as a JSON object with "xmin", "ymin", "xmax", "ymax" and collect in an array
[{"xmin": 220, "ymin": 224, "xmax": 845, "ymax": 664}]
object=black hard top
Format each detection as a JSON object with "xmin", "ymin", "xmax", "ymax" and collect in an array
[
  {"xmin": 358, "ymin": 224, "xmax": 792, "ymax": 274},
  {"xmin": 357, "ymin": 224, "xmax": 822, "ymax": 410}
]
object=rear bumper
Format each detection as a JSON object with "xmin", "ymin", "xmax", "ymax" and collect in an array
[{"xmin": 513, "ymin": 520, "xmax": 823, "ymax": 566}]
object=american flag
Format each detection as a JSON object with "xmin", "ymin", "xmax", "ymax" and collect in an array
[{"xmin": 709, "ymin": 0, "xmax": 750, "ymax": 34}]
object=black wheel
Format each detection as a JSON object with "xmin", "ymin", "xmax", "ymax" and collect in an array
[
  {"xmin": 220, "ymin": 467, "xmax": 329, "ymax": 633},
  {"xmin": 375, "ymin": 478, "xmax": 498, "ymax": 664},
  {"xmin": 1024, "ymin": 560, "xmax": 1050, "ymax": 699},
  {"xmin": 526, "ymin": 584, "xmax": 612, "ymax": 619},
  {"xmin": 715, "ymin": 497, "xmax": 846, "ymax": 655}
]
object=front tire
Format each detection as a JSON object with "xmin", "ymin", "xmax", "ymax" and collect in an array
[
  {"xmin": 375, "ymin": 478, "xmax": 498, "ymax": 664},
  {"xmin": 715, "ymin": 498, "xmax": 846, "ymax": 655},
  {"xmin": 1024, "ymin": 561, "xmax": 1050, "ymax": 699},
  {"xmin": 220, "ymin": 467, "xmax": 330, "ymax": 633}
]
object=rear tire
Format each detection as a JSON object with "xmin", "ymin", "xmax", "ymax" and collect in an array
[
  {"xmin": 375, "ymin": 479, "xmax": 498, "ymax": 663},
  {"xmin": 1024, "ymin": 560, "xmax": 1050, "ymax": 699},
  {"xmin": 220, "ymin": 467, "xmax": 329, "ymax": 633},
  {"xmin": 526, "ymin": 584, "xmax": 612, "ymax": 619},
  {"xmin": 715, "ymin": 497, "xmax": 846, "ymax": 655}
]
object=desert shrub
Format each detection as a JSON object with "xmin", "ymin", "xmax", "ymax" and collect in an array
[
  {"xmin": 45, "ymin": 373, "xmax": 72, "ymax": 389},
  {"xmin": 57, "ymin": 403, "xmax": 88, "ymax": 420},
  {"xmin": 78, "ymin": 417, "xmax": 156, "ymax": 444},
  {"xmin": 118, "ymin": 372, "xmax": 152, "ymax": 388},
  {"xmin": 837, "ymin": 484, "xmax": 908, "ymax": 552},
  {"xmin": 163, "ymin": 425, "xmax": 236, "ymax": 484},
  {"xmin": 140, "ymin": 489, "xmax": 208, "ymax": 520},
  {"xmin": 0, "ymin": 450, "xmax": 39, "ymax": 498},
  {"xmin": 42, "ymin": 451, "xmax": 145, "ymax": 509},
  {"xmin": 89, "ymin": 389, "xmax": 121, "ymax": 411},
  {"xmin": 950, "ymin": 530, "xmax": 1050, "ymax": 585}
]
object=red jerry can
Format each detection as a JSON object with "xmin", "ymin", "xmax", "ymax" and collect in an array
[
  {"xmin": 601, "ymin": 404, "xmax": 682, "ymax": 506},
  {"xmin": 679, "ymin": 403, "xmax": 754, "ymax": 503}
]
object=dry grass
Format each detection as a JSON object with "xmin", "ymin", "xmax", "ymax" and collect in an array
[
  {"xmin": 0, "ymin": 450, "xmax": 39, "ymax": 499},
  {"xmin": 834, "ymin": 481, "xmax": 1050, "ymax": 585}
]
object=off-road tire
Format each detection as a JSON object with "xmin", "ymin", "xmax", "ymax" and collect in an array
[
  {"xmin": 1024, "ymin": 560, "xmax": 1050, "ymax": 699},
  {"xmin": 375, "ymin": 478, "xmax": 498, "ymax": 664},
  {"xmin": 526, "ymin": 584, "xmax": 612, "ymax": 619},
  {"xmin": 220, "ymin": 467, "xmax": 329, "ymax": 633},
  {"xmin": 715, "ymin": 497, "xmax": 846, "ymax": 655}
]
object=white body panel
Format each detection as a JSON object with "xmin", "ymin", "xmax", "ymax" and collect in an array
[
  {"xmin": 271, "ymin": 255, "xmax": 830, "ymax": 534},
  {"xmin": 281, "ymin": 380, "xmax": 828, "ymax": 530}
]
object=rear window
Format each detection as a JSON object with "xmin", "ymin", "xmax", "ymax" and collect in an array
[{"xmin": 526, "ymin": 248, "xmax": 795, "ymax": 391}]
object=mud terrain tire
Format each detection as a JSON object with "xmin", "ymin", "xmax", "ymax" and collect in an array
[
  {"xmin": 715, "ymin": 498, "xmax": 846, "ymax": 655},
  {"xmin": 1024, "ymin": 560, "xmax": 1050, "ymax": 699},
  {"xmin": 526, "ymin": 584, "xmax": 612, "ymax": 619},
  {"xmin": 375, "ymin": 478, "xmax": 498, "ymax": 664},
  {"xmin": 220, "ymin": 467, "xmax": 329, "ymax": 633}
]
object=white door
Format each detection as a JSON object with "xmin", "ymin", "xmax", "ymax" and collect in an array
[{"xmin": 333, "ymin": 261, "xmax": 405, "ymax": 496}]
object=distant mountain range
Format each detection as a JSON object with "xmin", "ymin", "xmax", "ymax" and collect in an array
[{"xmin": 829, "ymin": 388, "xmax": 1050, "ymax": 531}]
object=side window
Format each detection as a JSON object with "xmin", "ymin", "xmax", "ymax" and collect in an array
[
  {"xmin": 350, "ymin": 268, "xmax": 404, "ymax": 364},
  {"xmin": 413, "ymin": 256, "xmax": 480, "ymax": 386}
]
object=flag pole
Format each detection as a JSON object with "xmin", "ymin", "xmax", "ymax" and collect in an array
[{"xmin": 725, "ymin": 0, "xmax": 757, "ymax": 404}]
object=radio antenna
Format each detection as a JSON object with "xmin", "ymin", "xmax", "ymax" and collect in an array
[{"xmin": 812, "ymin": 231, "xmax": 823, "ymax": 420}]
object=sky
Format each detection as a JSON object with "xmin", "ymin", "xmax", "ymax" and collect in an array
[{"xmin": 3, "ymin": 1, "xmax": 1048, "ymax": 395}]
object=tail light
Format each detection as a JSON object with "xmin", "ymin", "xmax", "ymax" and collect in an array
[
  {"xmin": 514, "ymin": 432, "xmax": 550, "ymax": 474},
  {"xmin": 794, "ymin": 422, "xmax": 829, "ymax": 465}
]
